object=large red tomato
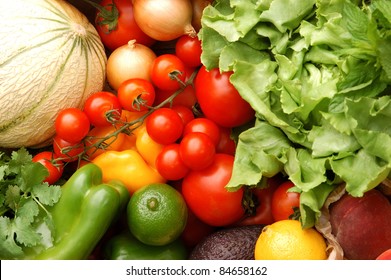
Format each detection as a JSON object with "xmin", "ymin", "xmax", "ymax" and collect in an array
[
  {"xmin": 181, "ymin": 153, "xmax": 245, "ymax": 226},
  {"xmin": 194, "ymin": 66, "xmax": 255, "ymax": 128},
  {"xmin": 94, "ymin": 0, "xmax": 155, "ymax": 51}
]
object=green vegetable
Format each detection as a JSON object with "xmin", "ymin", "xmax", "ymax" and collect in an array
[
  {"xmin": 103, "ymin": 231, "xmax": 188, "ymax": 260},
  {"xmin": 199, "ymin": 0, "xmax": 391, "ymax": 228},
  {"xmin": 33, "ymin": 163, "xmax": 129, "ymax": 260},
  {"xmin": 0, "ymin": 148, "xmax": 61, "ymax": 259}
]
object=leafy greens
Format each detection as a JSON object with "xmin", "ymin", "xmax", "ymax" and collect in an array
[
  {"xmin": 0, "ymin": 148, "xmax": 61, "ymax": 259},
  {"xmin": 199, "ymin": 0, "xmax": 391, "ymax": 228}
]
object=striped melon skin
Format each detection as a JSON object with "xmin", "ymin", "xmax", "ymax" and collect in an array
[{"xmin": 0, "ymin": 0, "xmax": 107, "ymax": 148}]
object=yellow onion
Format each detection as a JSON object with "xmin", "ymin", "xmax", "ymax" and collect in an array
[
  {"xmin": 106, "ymin": 40, "xmax": 156, "ymax": 90},
  {"xmin": 133, "ymin": 0, "xmax": 196, "ymax": 41}
]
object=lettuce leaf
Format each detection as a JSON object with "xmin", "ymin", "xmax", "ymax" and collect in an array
[{"xmin": 199, "ymin": 0, "xmax": 391, "ymax": 228}]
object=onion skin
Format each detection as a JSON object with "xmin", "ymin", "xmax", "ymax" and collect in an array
[
  {"xmin": 191, "ymin": 0, "xmax": 213, "ymax": 32},
  {"xmin": 106, "ymin": 40, "xmax": 156, "ymax": 90},
  {"xmin": 133, "ymin": 0, "xmax": 196, "ymax": 41}
]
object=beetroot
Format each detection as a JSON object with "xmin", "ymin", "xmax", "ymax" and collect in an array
[{"xmin": 329, "ymin": 189, "xmax": 391, "ymax": 260}]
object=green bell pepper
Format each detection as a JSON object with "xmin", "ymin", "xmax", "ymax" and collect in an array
[
  {"xmin": 33, "ymin": 163, "xmax": 129, "ymax": 260},
  {"xmin": 103, "ymin": 231, "xmax": 188, "ymax": 260}
]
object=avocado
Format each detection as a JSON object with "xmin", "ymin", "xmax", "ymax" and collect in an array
[{"xmin": 189, "ymin": 225, "xmax": 263, "ymax": 260}]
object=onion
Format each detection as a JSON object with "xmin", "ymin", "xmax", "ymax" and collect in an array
[
  {"xmin": 133, "ymin": 0, "xmax": 196, "ymax": 41},
  {"xmin": 106, "ymin": 40, "xmax": 157, "ymax": 90},
  {"xmin": 191, "ymin": 0, "xmax": 213, "ymax": 32}
]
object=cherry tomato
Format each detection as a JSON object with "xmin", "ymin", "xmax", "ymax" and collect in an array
[
  {"xmin": 171, "ymin": 105, "xmax": 195, "ymax": 128},
  {"xmin": 32, "ymin": 151, "xmax": 64, "ymax": 184},
  {"xmin": 183, "ymin": 117, "xmax": 221, "ymax": 147},
  {"xmin": 216, "ymin": 126, "xmax": 236, "ymax": 155},
  {"xmin": 83, "ymin": 91, "xmax": 122, "ymax": 127},
  {"xmin": 271, "ymin": 180, "xmax": 301, "ymax": 221},
  {"xmin": 194, "ymin": 66, "xmax": 255, "ymax": 127},
  {"xmin": 94, "ymin": 0, "xmax": 155, "ymax": 51},
  {"xmin": 153, "ymin": 84, "xmax": 197, "ymax": 109},
  {"xmin": 175, "ymin": 35, "xmax": 202, "ymax": 68},
  {"xmin": 55, "ymin": 108, "xmax": 91, "ymax": 143},
  {"xmin": 52, "ymin": 135, "xmax": 84, "ymax": 162},
  {"xmin": 151, "ymin": 54, "xmax": 187, "ymax": 91},
  {"xmin": 155, "ymin": 144, "xmax": 190, "ymax": 181},
  {"xmin": 146, "ymin": 108, "xmax": 184, "ymax": 145},
  {"xmin": 179, "ymin": 132, "xmax": 216, "ymax": 171},
  {"xmin": 181, "ymin": 153, "xmax": 245, "ymax": 226},
  {"xmin": 237, "ymin": 175, "xmax": 284, "ymax": 226},
  {"xmin": 117, "ymin": 78, "xmax": 155, "ymax": 112}
]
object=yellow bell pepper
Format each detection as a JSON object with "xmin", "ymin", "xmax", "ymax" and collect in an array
[{"xmin": 92, "ymin": 149, "xmax": 166, "ymax": 195}]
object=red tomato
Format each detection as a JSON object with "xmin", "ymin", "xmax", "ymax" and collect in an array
[
  {"xmin": 183, "ymin": 117, "xmax": 221, "ymax": 147},
  {"xmin": 55, "ymin": 108, "xmax": 91, "ymax": 143},
  {"xmin": 376, "ymin": 248, "xmax": 391, "ymax": 260},
  {"xmin": 155, "ymin": 144, "xmax": 190, "ymax": 181},
  {"xmin": 94, "ymin": 0, "xmax": 155, "ymax": 51},
  {"xmin": 32, "ymin": 151, "xmax": 64, "ymax": 184},
  {"xmin": 153, "ymin": 84, "xmax": 197, "ymax": 109},
  {"xmin": 146, "ymin": 108, "xmax": 184, "ymax": 145},
  {"xmin": 175, "ymin": 35, "xmax": 202, "ymax": 68},
  {"xmin": 117, "ymin": 78, "xmax": 155, "ymax": 112},
  {"xmin": 179, "ymin": 132, "xmax": 216, "ymax": 171},
  {"xmin": 171, "ymin": 105, "xmax": 195, "ymax": 128},
  {"xmin": 238, "ymin": 175, "xmax": 284, "ymax": 226},
  {"xmin": 151, "ymin": 54, "xmax": 187, "ymax": 91},
  {"xmin": 194, "ymin": 66, "xmax": 255, "ymax": 127},
  {"xmin": 216, "ymin": 126, "xmax": 236, "ymax": 155},
  {"xmin": 271, "ymin": 180, "xmax": 301, "ymax": 221},
  {"xmin": 181, "ymin": 154, "xmax": 245, "ymax": 226},
  {"xmin": 83, "ymin": 91, "xmax": 122, "ymax": 127},
  {"xmin": 52, "ymin": 135, "xmax": 84, "ymax": 162}
]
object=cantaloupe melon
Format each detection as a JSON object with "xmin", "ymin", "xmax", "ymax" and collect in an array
[{"xmin": 0, "ymin": 0, "xmax": 107, "ymax": 148}]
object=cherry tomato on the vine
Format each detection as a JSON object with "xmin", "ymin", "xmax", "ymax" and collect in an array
[
  {"xmin": 117, "ymin": 78, "xmax": 156, "ymax": 112},
  {"xmin": 83, "ymin": 91, "xmax": 122, "ymax": 127},
  {"xmin": 194, "ymin": 66, "xmax": 255, "ymax": 128},
  {"xmin": 146, "ymin": 107, "xmax": 184, "ymax": 145},
  {"xmin": 94, "ymin": 0, "xmax": 155, "ymax": 51},
  {"xmin": 271, "ymin": 180, "xmax": 301, "ymax": 221},
  {"xmin": 151, "ymin": 54, "xmax": 187, "ymax": 91},
  {"xmin": 175, "ymin": 35, "xmax": 202, "ymax": 68},
  {"xmin": 153, "ymin": 84, "xmax": 197, "ymax": 109},
  {"xmin": 155, "ymin": 143, "xmax": 190, "ymax": 181},
  {"xmin": 183, "ymin": 117, "xmax": 221, "ymax": 147},
  {"xmin": 55, "ymin": 108, "xmax": 90, "ymax": 143},
  {"xmin": 32, "ymin": 151, "xmax": 64, "ymax": 184},
  {"xmin": 52, "ymin": 135, "xmax": 84, "ymax": 162},
  {"xmin": 181, "ymin": 153, "xmax": 245, "ymax": 227}
]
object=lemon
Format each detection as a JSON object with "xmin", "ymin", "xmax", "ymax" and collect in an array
[
  {"xmin": 127, "ymin": 183, "xmax": 188, "ymax": 246},
  {"xmin": 254, "ymin": 219, "xmax": 327, "ymax": 260}
]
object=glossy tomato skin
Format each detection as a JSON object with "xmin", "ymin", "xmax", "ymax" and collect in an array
[
  {"xmin": 117, "ymin": 78, "xmax": 155, "ymax": 112},
  {"xmin": 52, "ymin": 135, "xmax": 84, "ymax": 162},
  {"xmin": 194, "ymin": 66, "xmax": 255, "ymax": 128},
  {"xmin": 181, "ymin": 153, "xmax": 245, "ymax": 227},
  {"xmin": 271, "ymin": 180, "xmax": 301, "ymax": 221},
  {"xmin": 182, "ymin": 117, "xmax": 221, "ymax": 147},
  {"xmin": 95, "ymin": 0, "xmax": 155, "ymax": 51},
  {"xmin": 155, "ymin": 143, "xmax": 190, "ymax": 181},
  {"xmin": 216, "ymin": 126, "xmax": 236, "ymax": 156},
  {"xmin": 175, "ymin": 35, "xmax": 202, "ymax": 68},
  {"xmin": 151, "ymin": 54, "xmax": 187, "ymax": 91},
  {"xmin": 83, "ymin": 91, "xmax": 122, "ymax": 127},
  {"xmin": 237, "ymin": 175, "xmax": 284, "ymax": 226},
  {"xmin": 146, "ymin": 108, "xmax": 184, "ymax": 145},
  {"xmin": 32, "ymin": 151, "xmax": 64, "ymax": 184},
  {"xmin": 55, "ymin": 108, "xmax": 91, "ymax": 144}
]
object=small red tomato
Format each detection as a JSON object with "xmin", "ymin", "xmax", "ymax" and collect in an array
[
  {"xmin": 171, "ymin": 105, "xmax": 195, "ymax": 128},
  {"xmin": 271, "ymin": 181, "xmax": 301, "ymax": 221},
  {"xmin": 55, "ymin": 108, "xmax": 91, "ymax": 143},
  {"xmin": 151, "ymin": 54, "xmax": 187, "ymax": 91},
  {"xmin": 117, "ymin": 78, "xmax": 155, "ymax": 112},
  {"xmin": 179, "ymin": 132, "xmax": 216, "ymax": 171},
  {"xmin": 32, "ymin": 151, "xmax": 64, "ymax": 184},
  {"xmin": 146, "ymin": 108, "xmax": 184, "ymax": 145},
  {"xmin": 216, "ymin": 126, "xmax": 236, "ymax": 155},
  {"xmin": 83, "ymin": 91, "xmax": 122, "ymax": 127},
  {"xmin": 52, "ymin": 135, "xmax": 84, "ymax": 162},
  {"xmin": 155, "ymin": 144, "xmax": 190, "ymax": 181},
  {"xmin": 175, "ymin": 35, "xmax": 202, "ymax": 68},
  {"xmin": 183, "ymin": 117, "xmax": 221, "ymax": 147}
]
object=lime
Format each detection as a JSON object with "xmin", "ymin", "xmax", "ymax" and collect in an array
[{"xmin": 127, "ymin": 183, "xmax": 188, "ymax": 246}]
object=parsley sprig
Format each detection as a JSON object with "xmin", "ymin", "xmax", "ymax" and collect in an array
[{"xmin": 0, "ymin": 148, "xmax": 62, "ymax": 259}]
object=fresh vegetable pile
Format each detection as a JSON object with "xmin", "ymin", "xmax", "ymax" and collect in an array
[{"xmin": 1, "ymin": 0, "xmax": 391, "ymax": 261}]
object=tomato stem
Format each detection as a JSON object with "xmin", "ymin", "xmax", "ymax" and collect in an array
[{"xmin": 82, "ymin": 0, "xmax": 119, "ymax": 33}]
